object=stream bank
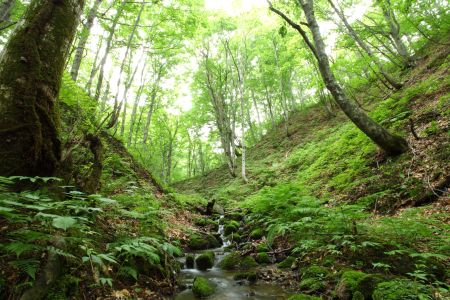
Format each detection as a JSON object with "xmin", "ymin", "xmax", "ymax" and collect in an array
[{"xmin": 174, "ymin": 213, "xmax": 294, "ymax": 299}]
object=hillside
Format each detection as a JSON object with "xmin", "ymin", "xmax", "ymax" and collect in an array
[{"xmin": 175, "ymin": 43, "xmax": 450, "ymax": 212}]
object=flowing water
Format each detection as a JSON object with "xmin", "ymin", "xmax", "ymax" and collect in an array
[{"xmin": 174, "ymin": 216, "xmax": 291, "ymax": 300}]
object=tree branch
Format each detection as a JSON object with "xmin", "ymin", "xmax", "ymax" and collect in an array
[{"xmin": 266, "ymin": 0, "xmax": 319, "ymax": 60}]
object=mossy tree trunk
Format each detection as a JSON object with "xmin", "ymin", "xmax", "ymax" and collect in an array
[{"xmin": 0, "ymin": 0, "xmax": 84, "ymax": 177}]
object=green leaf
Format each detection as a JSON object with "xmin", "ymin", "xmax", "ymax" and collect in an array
[
  {"xmin": 52, "ymin": 216, "xmax": 77, "ymax": 231},
  {"xmin": 10, "ymin": 259, "xmax": 40, "ymax": 279}
]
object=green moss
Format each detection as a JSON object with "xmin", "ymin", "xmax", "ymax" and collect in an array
[
  {"xmin": 233, "ymin": 271, "xmax": 258, "ymax": 283},
  {"xmin": 336, "ymin": 270, "xmax": 368, "ymax": 300},
  {"xmin": 278, "ymin": 256, "xmax": 296, "ymax": 269},
  {"xmin": 195, "ymin": 251, "xmax": 215, "ymax": 271},
  {"xmin": 241, "ymin": 256, "xmax": 258, "ymax": 270},
  {"xmin": 299, "ymin": 277, "xmax": 325, "ymax": 293},
  {"xmin": 302, "ymin": 265, "xmax": 329, "ymax": 279},
  {"xmin": 256, "ymin": 243, "xmax": 270, "ymax": 253},
  {"xmin": 288, "ymin": 294, "xmax": 321, "ymax": 300},
  {"xmin": 224, "ymin": 220, "xmax": 240, "ymax": 235},
  {"xmin": 188, "ymin": 233, "xmax": 221, "ymax": 250},
  {"xmin": 227, "ymin": 211, "xmax": 245, "ymax": 221},
  {"xmin": 185, "ymin": 254, "xmax": 195, "ymax": 269},
  {"xmin": 219, "ymin": 252, "xmax": 241, "ymax": 270},
  {"xmin": 372, "ymin": 279, "xmax": 433, "ymax": 300},
  {"xmin": 352, "ymin": 291, "xmax": 364, "ymax": 300},
  {"xmin": 255, "ymin": 252, "xmax": 271, "ymax": 264},
  {"xmin": 226, "ymin": 232, "xmax": 241, "ymax": 242},
  {"xmin": 192, "ymin": 276, "xmax": 216, "ymax": 298},
  {"xmin": 249, "ymin": 228, "xmax": 264, "ymax": 239},
  {"xmin": 355, "ymin": 274, "xmax": 386, "ymax": 299}
]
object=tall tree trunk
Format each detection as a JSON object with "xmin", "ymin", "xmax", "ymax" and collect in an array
[
  {"xmin": 127, "ymin": 60, "xmax": 148, "ymax": 147},
  {"xmin": 108, "ymin": 0, "xmax": 144, "ymax": 129},
  {"xmin": 142, "ymin": 65, "xmax": 163, "ymax": 144},
  {"xmin": 269, "ymin": 0, "xmax": 408, "ymax": 156},
  {"xmin": 94, "ymin": 0, "xmax": 126, "ymax": 102},
  {"xmin": 85, "ymin": 35, "xmax": 103, "ymax": 94},
  {"xmin": 70, "ymin": 0, "xmax": 102, "ymax": 81},
  {"xmin": 264, "ymin": 86, "xmax": 276, "ymax": 128},
  {"xmin": 328, "ymin": 0, "xmax": 402, "ymax": 89},
  {"xmin": 0, "ymin": 0, "xmax": 84, "ymax": 177},
  {"xmin": 377, "ymin": 0, "xmax": 414, "ymax": 68}
]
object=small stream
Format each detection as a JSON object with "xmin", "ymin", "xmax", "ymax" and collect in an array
[{"xmin": 174, "ymin": 216, "xmax": 291, "ymax": 299}]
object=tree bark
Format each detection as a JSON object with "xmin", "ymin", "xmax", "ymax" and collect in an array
[
  {"xmin": 328, "ymin": 0, "xmax": 402, "ymax": 90},
  {"xmin": 377, "ymin": 0, "xmax": 414, "ymax": 68},
  {"xmin": 127, "ymin": 60, "xmax": 148, "ymax": 147},
  {"xmin": 269, "ymin": 0, "xmax": 408, "ymax": 155},
  {"xmin": 107, "ymin": 0, "xmax": 144, "ymax": 129},
  {"xmin": 94, "ymin": 0, "xmax": 126, "ymax": 102},
  {"xmin": 70, "ymin": 0, "xmax": 102, "ymax": 81},
  {"xmin": 0, "ymin": 0, "xmax": 84, "ymax": 177}
]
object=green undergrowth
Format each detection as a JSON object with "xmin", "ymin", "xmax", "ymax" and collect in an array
[{"xmin": 0, "ymin": 176, "xmax": 182, "ymax": 298}]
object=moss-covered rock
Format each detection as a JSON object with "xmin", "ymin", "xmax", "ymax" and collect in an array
[
  {"xmin": 192, "ymin": 276, "xmax": 216, "ymax": 298},
  {"xmin": 354, "ymin": 274, "xmax": 386, "ymax": 299},
  {"xmin": 372, "ymin": 279, "xmax": 433, "ymax": 300},
  {"xmin": 186, "ymin": 254, "xmax": 195, "ymax": 269},
  {"xmin": 188, "ymin": 233, "xmax": 221, "ymax": 250},
  {"xmin": 352, "ymin": 291, "xmax": 364, "ymax": 300},
  {"xmin": 255, "ymin": 252, "xmax": 271, "ymax": 264},
  {"xmin": 224, "ymin": 220, "xmax": 240, "ymax": 235},
  {"xmin": 227, "ymin": 212, "xmax": 245, "ymax": 221},
  {"xmin": 278, "ymin": 256, "xmax": 296, "ymax": 269},
  {"xmin": 219, "ymin": 252, "xmax": 241, "ymax": 270},
  {"xmin": 226, "ymin": 232, "xmax": 242, "ymax": 242},
  {"xmin": 256, "ymin": 243, "xmax": 270, "ymax": 253},
  {"xmin": 299, "ymin": 277, "xmax": 326, "ymax": 293},
  {"xmin": 250, "ymin": 228, "xmax": 264, "ymax": 239},
  {"xmin": 288, "ymin": 294, "xmax": 321, "ymax": 300},
  {"xmin": 195, "ymin": 251, "xmax": 215, "ymax": 271},
  {"xmin": 219, "ymin": 252, "xmax": 257, "ymax": 270},
  {"xmin": 336, "ymin": 271, "xmax": 368, "ymax": 300},
  {"xmin": 194, "ymin": 218, "xmax": 220, "ymax": 231},
  {"xmin": 241, "ymin": 256, "xmax": 258, "ymax": 270},
  {"xmin": 233, "ymin": 271, "xmax": 258, "ymax": 283}
]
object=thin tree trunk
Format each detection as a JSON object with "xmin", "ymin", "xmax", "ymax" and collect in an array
[
  {"xmin": 269, "ymin": 0, "xmax": 408, "ymax": 155},
  {"xmin": 94, "ymin": 0, "xmax": 126, "ymax": 102},
  {"xmin": 107, "ymin": 1, "xmax": 144, "ymax": 129},
  {"xmin": 377, "ymin": 0, "xmax": 414, "ymax": 67},
  {"xmin": 85, "ymin": 36, "xmax": 103, "ymax": 94},
  {"xmin": 127, "ymin": 60, "xmax": 148, "ymax": 147},
  {"xmin": 70, "ymin": 0, "xmax": 102, "ymax": 81},
  {"xmin": 328, "ymin": 0, "xmax": 402, "ymax": 89},
  {"xmin": 143, "ymin": 64, "xmax": 164, "ymax": 144},
  {"xmin": 0, "ymin": 0, "xmax": 84, "ymax": 177}
]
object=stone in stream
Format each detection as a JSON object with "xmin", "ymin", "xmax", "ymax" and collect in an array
[
  {"xmin": 188, "ymin": 232, "xmax": 221, "ymax": 250},
  {"xmin": 195, "ymin": 251, "xmax": 215, "ymax": 271},
  {"xmin": 185, "ymin": 254, "xmax": 195, "ymax": 269},
  {"xmin": 192, "ymin": 276, "xmax": 216, "ymax": 298},
  {"xmin": 255, "ymin": 252, "xmax": 271, "ymax": 264}
]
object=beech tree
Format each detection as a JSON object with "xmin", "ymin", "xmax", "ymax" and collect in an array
[
  {"xmin": 0, "ymin": 0, "xmax": 84, "ymax": 176},
  {"xmin": 268, "ymin": 0, "xmax": 409, "ymax": 156}
]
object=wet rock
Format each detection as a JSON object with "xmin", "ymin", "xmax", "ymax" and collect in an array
[
  {"xmin": 277, "ymin": 256, "xmax": 296, "ymax": 269},
  {"xmin": 185, "ymin": 254, "xmax": 195, "ymax": 269},
  {"xmin": 188, "ymin": 233, "xmax": 221, "ymax": 250},
  {"xmin": 255, "ymin": 252, "xmax": 271, "ymax": 264},
  {"xmin": 192, "ymin": 276, "xmax": 216, "ymax": 298},
  {"xmin": 195, "ymin": 251, "xmax": 215, "ymax": 271}
]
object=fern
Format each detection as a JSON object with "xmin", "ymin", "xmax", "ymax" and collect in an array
[
  {"xmin": 4, "ymin": 242, "xmax": 40, "ymax": 257},
  {"xmin": 9, "ymin": 259, "xmax": 40, "ymax": 279}
]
